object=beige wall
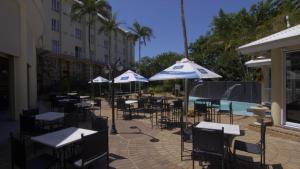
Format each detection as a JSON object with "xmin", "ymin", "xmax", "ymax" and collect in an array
[
  {"xmin": 0, "ymin": 0, "xmax": 44, "ymax": 120},
  {"xmin": 271, "ymin": 48, "xmax": 284, "ymax": 126}
]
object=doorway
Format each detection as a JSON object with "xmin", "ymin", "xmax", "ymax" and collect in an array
[
  {"xmin": 285, "ymin": 51, "xmax": 300, "ymax": 126},
  {"xmin": 0, "ymin": 56, "xmax": 10, "ymax": 120}
]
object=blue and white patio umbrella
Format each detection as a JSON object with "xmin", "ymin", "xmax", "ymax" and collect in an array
[
  {"xmin": 88, "ymin": 76, "xmax": 109, "ymax": 96},
  {"xmin": 88, "ymin": 76, "xmax": 109, "ymax": 83},
  {"xmin": 149, "ymin": 58, "xmax": 222, "ymax": 81},
  {"xmin": 113, "ymin": 70, "xmax": 148, "ymax": 93},
  {"xmin": 114, "ymin": 70, "xmax": 148, "ymax": 83}
]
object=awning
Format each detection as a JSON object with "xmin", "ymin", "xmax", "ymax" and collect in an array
[
  {"xmin": 238, "ymin": 24, "xmax": 300, "ymax": 54},
  {"xmin": 245, "ymin": 58, "xmax": 271, "ymax": 67}
]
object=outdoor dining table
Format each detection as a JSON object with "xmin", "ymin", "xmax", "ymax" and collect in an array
[
  {"xmin": 35, "ymin": 112, "xmax": 65, "ymax": 130},
  {"xmin": 35, "ymin": 112, "xmax": 64, "ymax": 122},
  {"xmin": 67, "ymin": 92, "xmax": 78, "ymax": 96},
  {"xmin": 196, "ymin": 121, "xmax": 240, "ymax": 136},
  {"xmin": 79, "ymin": 95, "xmax": 90, "ymax": 100},
  {"xmin": 124, "ymin": 100, "xmax": 138, "ymax": 119},
  {"xmin": 196, "ymin": 121, "xmax": 240, "ymax": 154},
  {"xmin": 31, "ymin": 127, "xmax": 97, "ymax": 168}
]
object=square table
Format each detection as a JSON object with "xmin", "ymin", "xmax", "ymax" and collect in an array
[
  {"xmin": 35, "ymin": 112, "xmax": 64, "ymax": 122},
  {"xmin": 196, "ymin": 121, "xmax": 240, "ymax": 136},
  {"xmin": 31, "ymin": 127, "xmax": 97, "ymax": 149}
]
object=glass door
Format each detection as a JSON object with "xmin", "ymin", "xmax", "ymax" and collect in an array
[{"xmin": 286, "ymin": 51, "xmax": 300, "ymax": 124}]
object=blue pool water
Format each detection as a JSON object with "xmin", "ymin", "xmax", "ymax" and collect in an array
[{"xmin": 189, "ymin": 96, "xmax": 258, "ymax": 116}]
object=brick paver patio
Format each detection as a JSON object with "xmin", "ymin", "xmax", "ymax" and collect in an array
[{"xmin": 0, "ymin": 98, "xmax": 300, "ymax": 169}]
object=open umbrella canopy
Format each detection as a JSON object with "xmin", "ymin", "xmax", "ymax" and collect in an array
[
  {"xmin": 88, "ymin": 76, "xmax": 109, "ymax": 83},
  {"xmin": 149, "ymin": 58, "xmax": 222, "ymax": 81},
  {"xmin": 114, "ymin": 70, "xmax": 148, "ymax": 84}
]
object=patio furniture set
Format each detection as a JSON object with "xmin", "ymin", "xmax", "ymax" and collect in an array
[{"xmin": 10, "ymin": 92, "xmax": 108, "ymax": 169}]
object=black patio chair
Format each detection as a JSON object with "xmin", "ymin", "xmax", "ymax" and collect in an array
[
  {"xmin": 22, "ymin": 108, "xmax": 39, "ymax": 116},
  {"xmin": 159, "ymin": 102, "xmax": 171, "ymax": 129},
  {"xmin": 210, "ymin": 99, "xmax": 221, "ymax": 122},
  {"xmin": 218, "ymin": 102, "xmax": 233, "ymax": 124},
  {"xmin": 64, "ymin": 113, "xmax": 79, "ymax": 128},
  {"xmin": 19, "ymin": 115, "xmax": 43, "ymax": 138},
  {"xmin": 116, "ymin": 98, "xmax": 126, "ymax": 119},
  {"xmin": 192, "ymin": 127, "xmax": 225, "ymax": 169},
  {"xmin": 132, "ymin": 98, "xmax": 147, "ymax": 117},
  {"xmin": 171, "ymin": 99, "xmax": 183, "ymax": 126},
  {"xmin": 67, "ymin": 131, "xmax": 109, "ymax": 169},
  {"xmin": 233, "ymin": 119, "xmax": 267, "ymax": 168},
  {"xmin": 193, "ymin": 102, "xmax": 208, "ymax": 123},
  {"xmin": 92, "ymin": 116, "xmax": 108, "ymax": 131},
  {"xmin": 64, "ymin": 102, "xmax": 77, "ymax": 114},
  {"xmin": 10, "ymin": 133, "xmax": 58, "ymax": 169}
]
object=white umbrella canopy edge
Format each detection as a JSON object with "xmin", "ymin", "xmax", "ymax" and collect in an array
[
  {"xmin": 88, "ymin": 76, "xmax": 109, "ymax": 83},
  {"xmin": 114, "ymin": 70, "xmax": 149, "ymax": 84},
  {"xmin": 149, "ymin": 58, "xmax": 222, "ymax": 81}
]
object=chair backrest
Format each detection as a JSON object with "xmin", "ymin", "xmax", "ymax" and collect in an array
[
  {"xmin": 92, "ymin": 116, "xmax": 108, "ymax": 131},
  {"xmin": 81, "ymin": 130, "xmax": 108, "ymax": 166},
  {"xmin": 116, "ymin": 98, "xmax": 125, "ymax": 109},
  {"xmin": 138, "ymin": 99, "xmax": 146, "ymax": 108},
  {"xmin": 173, "ymin": 100, "xmax": 183, "ymax": 109},
  {"xmin": 192, "ymin": 127, "xmax": 224, "ymax": 156},
  {"xmin": 20, "ymin": 115, "xmax": 36, "ymax": 135},
  {"xmin": 64, "ymin": 113, "xmax": 78, "ymax": 128},
  {"xmin": 10, "ymin": 133, "xmax": 26, "ymax": 169},
  {"xmin": 64, "ymin": 102, "xmax": 76, "ymax": 113},
  {"xmin": 194, "ymin": 102, "xmax": 207, "ymax": 113},
  {"xmin": 211, "ymin": 99, "xmax": 220, "ymax": 107},
  {"xmin": 22, "ymin": 108, "xmax": 39, "ymax": 116}
]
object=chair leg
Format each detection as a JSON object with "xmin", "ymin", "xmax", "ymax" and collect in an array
[{"xmin": 192, "ymin": 159, "xmax": 194, "ymax": 169}]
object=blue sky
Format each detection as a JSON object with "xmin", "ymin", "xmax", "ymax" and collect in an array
[{"xmin": 109, "ymin": 0, "xmax": 260, "ymax": 59}]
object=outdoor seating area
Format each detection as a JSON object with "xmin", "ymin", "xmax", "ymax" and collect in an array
[{"xmin": 2, "ymin": 1, "xmax": 300, "ymax": 169}]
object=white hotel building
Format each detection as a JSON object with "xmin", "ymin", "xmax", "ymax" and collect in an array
[
  {"xmin": 39, "ymin": 0, "xmax": 135, "ymax": 91},
  {"xmin": 0, "ymin": 0, "xmax": 135, "ymax": 120}
]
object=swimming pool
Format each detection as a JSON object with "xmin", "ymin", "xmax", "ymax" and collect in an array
[{"xmin": 189, "ymin": 96, "xmax": 258, "ymax": 116}]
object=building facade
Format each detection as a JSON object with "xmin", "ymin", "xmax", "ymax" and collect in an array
[
  {"xmin": 238, "ymin": 24, "xmax": 300, "ymax": 129},
  {"xmin": 38, "ymin": 0, "xmax": 135, "ymax": 93},
  {"xmin": 0, "ymin": 0, "xmax": 45, "ymax": 120}
]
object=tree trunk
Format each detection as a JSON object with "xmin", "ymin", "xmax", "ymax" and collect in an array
[
  {"xmin": 88, "ymin": 15, "xmax": 94, "ymax": 99},
  {"xmin": 181, "ymin": 0, "xmax": 189, "ymax": 58},
  {"xmin": 138, "ymin": 39, "xmax": 141, "ymax": 92},
  {"xmin": 108, "ymin": 32, "xmax": 112, "ymax": 93}
]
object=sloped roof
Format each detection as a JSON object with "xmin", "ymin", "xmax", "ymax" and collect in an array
[{"xmin": 238, "ymin": 24, "xmax": 300, "ymax": 54}]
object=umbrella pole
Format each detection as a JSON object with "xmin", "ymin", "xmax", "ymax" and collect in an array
[
  {"xmin": 181, "ymin": 79, "xmax": 189, "ymax": 160},
  {"xmin": 130, "ymin": 82, "xmax": 132, "ymax": 93}
]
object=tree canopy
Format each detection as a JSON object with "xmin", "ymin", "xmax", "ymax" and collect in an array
[{"xmin": 189, "ymin": 0, "xmax": 300, "ymax": 81}]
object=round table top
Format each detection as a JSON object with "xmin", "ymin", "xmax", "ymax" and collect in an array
[{"xmin": 247, "ymin": 106, "xmax": 270, "ymax": 114}]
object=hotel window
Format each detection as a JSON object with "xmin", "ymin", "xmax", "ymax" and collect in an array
[
  {"xmin": 51, "ymin": 0, "xmax": 60, "ymax": 12},
  {"xmin": 51, "ymin": 19, "xmax": 60, "ymax": 32},
  {"xmin": 75, "ymin": 28, "xmax": 82, "ymax": 40},
  {"xmin": 104, "ymin": 40, "xmax": 109, "ymax": 49},
  {"xmin": 75, "ymin": 46, "xmax": 82, "ymax": 58},
  {"xmin": 52, "ymin": 40, "xmax": 60, "ymax": 54},
  {"xmin": 90, "ymin": 51, "xmax": 95, "ymax": 60},
  {"xmin": 104, "ymin": 54, "xmax": 109, "ymax": 64}
]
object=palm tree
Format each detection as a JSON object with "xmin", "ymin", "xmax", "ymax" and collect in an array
[
  {"xmin": 98, "ymin": 13, "xmax": 122, "ymax": 134},
  {"xmin": 98, "ymin": 14, "xmax": 123, "ymax": 70},
  {"xmin": 179, "ymin": 0, "xmax": 189, "ymax": 161},
  {"xmin": 70, "ymin": 0, "xmax": 110, "ymax": 99},
  {"xmin": 129, "ymin": 21, "xmax": 153, "ymax": 90}
]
